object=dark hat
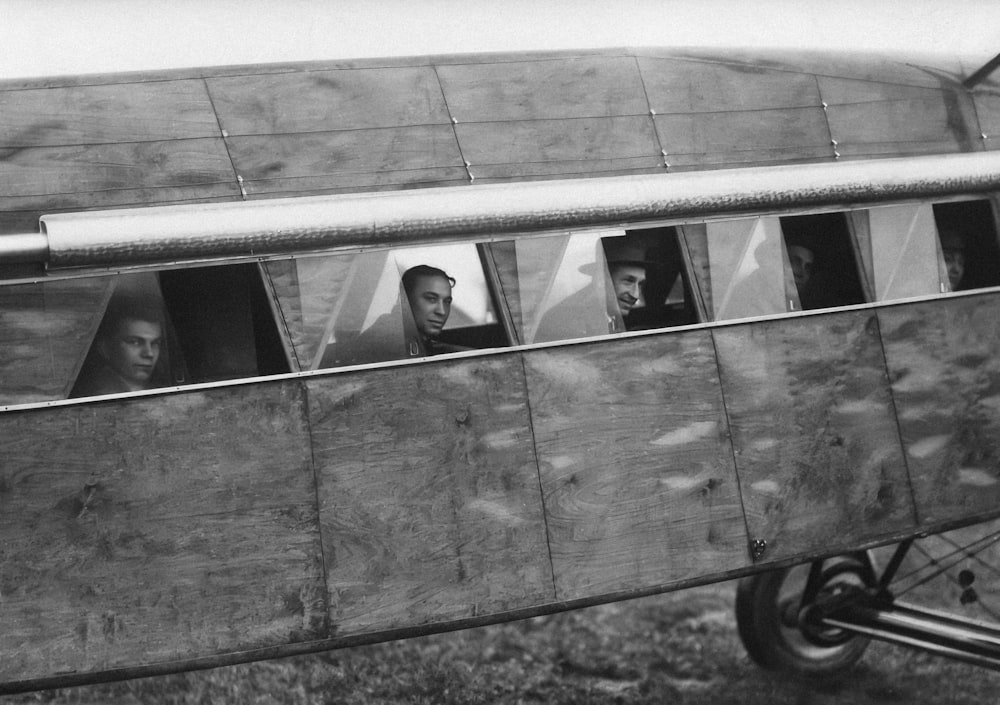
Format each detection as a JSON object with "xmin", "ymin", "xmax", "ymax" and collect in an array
[
  {"xmin": 578, "ymin": 238, "xmax": 656, "ymax": 275},
  {"xmin": 784, "ymin": 232, "xmax": 820, "ymax": 254},
  {"xmin": 939, "ymin": 228, "xmax": 965, "ymax": 251},
  {"xmin": 603, "ymin": 238, "xmax": 656, "ymax": 267}
]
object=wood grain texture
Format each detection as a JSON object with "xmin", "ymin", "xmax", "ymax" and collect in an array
[
  {"xmin": 635, "ymin": 49, "xmax": 962, "ymax": 91},
  {"xmin": 524, "ymin": 332, "xmax": 749, "ymax": 599},
  {"xmin": 653, "ymin": 108, "xmax": 833, "ymax": 169},
  {"xmin": 0, "ymin": 277, "xmax": 111, "ymax": 404},
  {"xmin": 206, "ymin": 67, "xmax": 452, "ymax": 135},
  {"xmin": 0, "ymin": 76, "xmax": 239, "ymax": 227},
  {"xmin": 0, "ymin": 381, "xmax": 326, "ymax": 682},
  {"xmin": 307, "ymin": 357, "xmax": 553, "ymax": 633},
  {"xmin": 0, "ymin": 80, "xmax": 220, "ymax": 146},
  {"xmin": 436, "ymin": 56, "xmax": 648, "ymax": 122},
  {"xmin": 878, "ymin": 294, "xmax": 1000, "ymax": 527},
  {"xmin": 0, "ymin": 140, "xmax": 240, "ymax": 209},
  {"xmin": 455, "ymin": 116, "xmax": 661, "ymax": 180},
  {"xmin": 226, "ymin": 126, "xmax": 466, "ymax": 198},
  {"xmin": 820, "ymin": 77, "xmax": 980, "ymax": 158},
  {"xmin": 713, "ymin": 312, "xmax": 916, "ymax": 564},
  {"xmin": 639, "ymin": 56, "xmax": 823, "ymax": 113},
  {"xmin": 638, "ymin": 56, "xmax": 832, "ymax": 168}
]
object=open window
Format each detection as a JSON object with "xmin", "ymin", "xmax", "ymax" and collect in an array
[
  {"xmin": 780, "ymin": 212, "xmax": 866, "ymax": 310},
  {"xmin": 489, "ymin": 227, "xmax": 697, "ymax": 344},
  {"xmin": 263, "ymin": 243, "xmax": 508, "ymax": 370},
  {"xmin": 851, "ymin": 199, "xmax": 1000, "ymax": 301},
  {"xmin": 932, "ymin": 200, "xmax": 1000, "ymax": 293},
  {"xmin": 685, "ymin": 212, "xmax": 866, "ymax": 321},
  {"xmin": 67, "ymin": 263, "xmax": 288, "ymax": 398}
]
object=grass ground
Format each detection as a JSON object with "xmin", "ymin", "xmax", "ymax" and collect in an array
[{"xmin": 6, "ymin": 575, "xmax": 1000, "ymax": 705}]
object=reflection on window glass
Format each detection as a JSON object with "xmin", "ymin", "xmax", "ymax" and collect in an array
[
  {"xmin": 0, "ymin": 276, "xmax": 113, "ymax": 404},
  {"xmin": 491, "ymin": 227, "xmax": 696, "ymax": 344},
  {"xmin": 933, "ymin": 200, "xmax": 1000, "ymax": 293},
  {"xmin": 265, "ymin": 243, "xmax": 505, "ymax": 370},
  {"xmin": 701, "ymin": 217, "xmax": 791, "ymax": 320},
  {"xmin": 691, "ymin": 212, "xmax": 865, "ymax": 321},
  {"xmin": 864, "ymin": 204, "xmax": 941, "ymax": 301}
]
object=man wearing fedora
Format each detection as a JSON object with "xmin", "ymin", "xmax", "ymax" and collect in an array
[{"xmin": 533, "ymin": 236, "xmax": 653, "ymax": 343}]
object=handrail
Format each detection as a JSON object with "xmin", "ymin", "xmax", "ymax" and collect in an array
[{"xmin": 13, "ymin": 151, "xmax": 1000, "ymax": 269}]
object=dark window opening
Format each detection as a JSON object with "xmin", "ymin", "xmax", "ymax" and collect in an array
[
  {"xmin": 933, "ymin": 200, "xmax": 1000, "ymax": 292},
  {"xmin": 780, "ymin": 212, "xmax": 866, "ymax": 310},
  {"xmin": 158, "ymin": 264, "xmax": 290, "ymax": 384},
  {"xmin": 622, "ymin": 227, "xmax": 699, "ymax": 330}
]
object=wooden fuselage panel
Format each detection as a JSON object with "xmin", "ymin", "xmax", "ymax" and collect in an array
[
  {"xmin": 4, "ymin": 47, "xmax": 1000, "ymax": 689},
  {"xmin": 5, "ymin": 293, "xmax": 1000, "ymax": 686},
  {"xmin": 2, "ymin": 48, "xmax": 995, "ymax": 236}
]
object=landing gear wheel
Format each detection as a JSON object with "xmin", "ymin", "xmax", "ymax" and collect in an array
[{"xmin": 736, "ymin": 555, "xmax": 873, "ymax": 678}]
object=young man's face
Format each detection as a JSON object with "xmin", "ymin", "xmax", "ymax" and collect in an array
[
  {"xmin": 408, "ymin": 275, "xmax": 452, "ymax": 340},
  {"xmin": 609, "ymin": 263, "xmax": 646, "ymax": 316},
  {"xmin": 787, "ymin": 245, "xmax": 815, "ymax": 288},
  {"xmin": 104, "ymin": 318, "xmax": 162, "ymax": 389},
  {"xmin": 944, "ymin": 249, "xmax": 966, "ymax": 290}
]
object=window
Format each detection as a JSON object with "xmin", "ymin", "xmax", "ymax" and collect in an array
[
  {"xmin": 68, "ymin": 264, "xmax": 287, "ymax": 398},
  {"xmin": 0, "ymin": 263, "xmax": 291, "ymax": 403},
  {"xmin": 933, "ymin": 200, "xmax": 1000, "ymax": 293},
  {"xmin": 489, "ymin": 227, "xmax": 697, "ymax": 344},
  {"xmin": 853, "ymin": 199, "xmax": 1000, "ymax": 301},
  {"xmin": 263, "ymin": 243, "xmax": 507, "ymax": 370},
  {"xmin": 686, "ymin": 212, "xmax": 866, "ymax": 321}
]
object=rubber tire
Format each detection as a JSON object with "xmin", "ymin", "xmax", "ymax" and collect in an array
[{"xmin": 736, "ymin": 560, "xmax": 871, "ymax": 679}]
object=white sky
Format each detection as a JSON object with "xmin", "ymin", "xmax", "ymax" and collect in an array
[{"xmin": 2, "ymin": 0, "xmax": 1000, "ymax": 80}]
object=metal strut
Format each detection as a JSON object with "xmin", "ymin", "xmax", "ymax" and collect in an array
[{"xmin": 822, "ymin": 598, "xmax": 1000, "ymax": 672}]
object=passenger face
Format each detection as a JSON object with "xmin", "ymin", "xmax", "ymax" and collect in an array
[
  {"xmin": 408, "ymin": 275, "xmax": 452, "ymax": 339},
  {"xmin": 609, "ymin": 264, "xmax": 646, "ymax": 316},
  {"xmin": 944, "ymin": 249, "xmax": 965, "ymax": 290},
  {"xmin": 788, "ymin": 245, "xmax": 815, "ymax": 288},
  {"xmin": 105, "ymin": 318, "xmax": 162, "ymax": 390}
]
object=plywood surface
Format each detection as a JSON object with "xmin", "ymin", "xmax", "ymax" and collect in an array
[
  {"xmin": 0, "ymin": 382, "xmax": 325, "ymax": 682},
  {"xmin": 820, "ymin": 77, "xmax": 980, "ymax": 158},
  {"xmin": 455, "ymin": 116, "xmax": 661, "ymax": 180},
  {"xmin": 0, "ymin": 81, "xmax": 220, "ymax": 146},
  {"xmin": 207, "ymin": 67, "xmax": 452, "ymax": 135},
  {"xmin": 227, "ymin": 126, "xmax": 466, "ymax": 198},
  {"xmin": 713, "ymin": 312, "xmax": 916, "ymax": 563},
  {"xmin": 1, "ymin": 47, "xmax": 994, "ymax": 232},
  {"xmin": 307, "ymin": 356, "xmax": 554, "ymax": 633},
  {"xmin": 436, "ymin": 56, "xmax": 648, "ymax": 122},
  {"xmin": 879, "ymin": 294, "xmax": 1000, "ymax": 526},
  {"xmin": 524, "ymin": 332, "xmax": 749, "ymax": 599}
]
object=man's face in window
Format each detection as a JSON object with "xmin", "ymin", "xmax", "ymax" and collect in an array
[
  {"xmin": 408, "ymin": 275, "xmax": 453, "ymax": 340},
  {"xmin": 104, "ymin": 318, "xmax": 163, "ymax": 389},
  {"xmin": 944, "ymin": 249, "xmax": 965, "ymax": 290},
  {"xmin": 787, "ymin": 245, "xmax": 815, "ymax": 289},
  {"xmin": 609, "ymin": 263, "xmax": 646, "ymax": 316}
]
